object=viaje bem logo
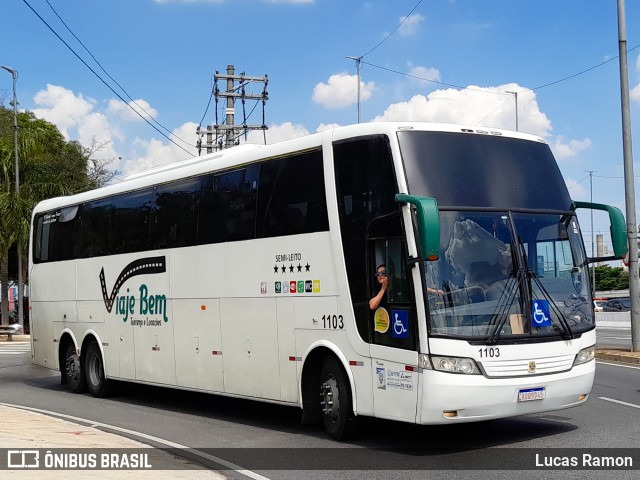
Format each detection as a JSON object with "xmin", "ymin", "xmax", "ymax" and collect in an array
[{"xmin": 99, "ymin": 256, "xmax": 166, "ymax": 312}]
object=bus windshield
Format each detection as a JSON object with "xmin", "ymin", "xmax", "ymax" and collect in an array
[
  {"xmin": 397, "ymin": 130, "xmax": 592, "ymax": 341},
  {"xmin": 397, "ymin": 130, "xmax": 572, "ymax": 211},
  {"xmin": 424, "ymin": 211, "xmax": 592, "ymax": 340}
]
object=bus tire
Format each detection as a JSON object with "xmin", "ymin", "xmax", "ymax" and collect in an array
[
  {"xmin": 320, "ymin": 355, "xmax": 357, "ymax": 440},
  {"xmin": 84, "ymin": 342, "xmax": 110, "ymax": 398},
  {"xmin": 64, "ymin": 343, "xmax": 86, "ymax": 393}
]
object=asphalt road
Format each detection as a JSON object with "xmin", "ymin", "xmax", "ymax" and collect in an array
[
  {"xmin": 1, "ymin": 343, "xmax": 639, "ymax": 480},
  {"xmin": 596, "ymin": 326, "xmax": 633, "ymax": 350}
]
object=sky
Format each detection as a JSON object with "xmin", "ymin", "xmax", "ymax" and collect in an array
[{"xmin": 2, "ymin": 0, "xmax": 640, "ymax": 256}]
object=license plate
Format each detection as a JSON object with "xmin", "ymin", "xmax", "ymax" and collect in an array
[{"xmin": 518, "ymin": 387, "xmax": 546, "ymax": 402}]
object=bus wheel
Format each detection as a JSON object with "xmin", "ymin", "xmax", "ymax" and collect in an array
[
  {"xmin": 84, "ymin": 342, "xmax": 110, "ymax": 398},
  {"xmin": 64, "ymin": 343, "xmax": 86, "ymax": 393},
  {"xmin": 320, "ymin": 356, "xmax": 356, "ymax": 440}
]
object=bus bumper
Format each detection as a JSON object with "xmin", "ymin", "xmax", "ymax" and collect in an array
[{"xmin": 417, "ymin": 360, "xmax": 595, "ymax": 424}]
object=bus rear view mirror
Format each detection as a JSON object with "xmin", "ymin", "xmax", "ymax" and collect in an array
[
  {"xmin": 395, "ymin": 194, "xmax": 440, "ymax": 261},
  {"xmin": 573, "ymin": 200, "xmax": 627, "ymax": 262}
]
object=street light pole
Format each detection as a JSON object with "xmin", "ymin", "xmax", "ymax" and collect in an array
[
  {"xmin": 506, "ymin": 90, "xmax": 519, "ymax": 131},
  {"xmin": 0, "ymin": 65, "xmax": 23, "ymax": 328},
  {"xmin": 346, "ymin": 56, "xmax": 362, "ymax": 123},
  {"xmin": 586, "ymin": 170, "xmax": 596, "ymax": 291}
]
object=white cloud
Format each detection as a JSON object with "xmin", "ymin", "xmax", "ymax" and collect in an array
[
  {"xmin": 316, "ymin": 123, "xmax": 341, "ymax": 132},
  {"xmin": 399, "ymin": 13, "xmax": 425, "ymax": 36},
  {"xmin": 564, "ymin": 177, "xmax": 587, "ymax": 199},
  {"xmin": 122, "ymin": 122, "xmax": 198, "ymax": 176},
  {"xmin": 551, "ymin": 136, "xmax": 592, "ymax": 160},
  {"xmin": 31, "ymin": 84, "xmax": 197, "ymax": 177},
  {"xmin": 407, "ymin": 64, "xmax": 441, "ymax": 88},
  {"xmin": 312, "ymin": 72, "xmax": 375, "ymax": 109},
  {"xmin": 32, "ymin": 85, "xmax": 95, "ymax": 138},
  {"xmin": 107, "ymin": 99, "xmax": 158, "ymax": 122},
  {"xmin": 32, "ymin": 84, "xmax": 119, "ymax": 160},
  {"xmin": 631, "ymin": 54, "xmax": 640, "ymax": 104},
  {"xmin": 373, "ymin": 83, "xmax": 552, "ymax": 138},
  {"xmin": 242, "ymin": 122, "xmax": 310, "ymax": 145}
]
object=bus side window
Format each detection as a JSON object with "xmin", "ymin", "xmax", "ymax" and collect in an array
[
  {"xmin": 110, "ymin": 189, "xmax": 153, "ymax": 255},
  {"xmin": 256, "ymin": 150, "xmax": 328, "ymax": 238},
  {"xmin": 79, "ymin": 199, "xmax": 111, "ymax": 258},
  {"xmin": 46, "ymin": 206, "xmax": 81, "ymax": 262},
  {"xmin": 151, "ymin": 178, "xmax": 201, "ymax": 249},
  {"xmin": 213, "ymin": 166, "xmax": 258, "ymax": 242}
]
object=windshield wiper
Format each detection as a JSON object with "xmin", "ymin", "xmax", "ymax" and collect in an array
[
  {"xmin": 487, "ymin": 270, "xmax": 521, "ymax": 344},
  {"xmin": 488, "ymin": 212, "xmax": 529, "ymax": 344}
]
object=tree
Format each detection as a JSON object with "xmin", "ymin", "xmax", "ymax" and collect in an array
[
  {"xmin": 0, "ymin": 106, "xmax": 118, "ymax": 326},
  {"xmin": 591, "ymin": 264, "xmax": 629, "ymax": 291}
]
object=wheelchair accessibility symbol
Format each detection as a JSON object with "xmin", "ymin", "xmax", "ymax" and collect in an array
[
  {"xmin": 391, "ymin": 310, "xmax": 409, "ymax": 338},
  {"xmin": 531, "ymin": 299, "xmax": 552, "ymax": 327}
]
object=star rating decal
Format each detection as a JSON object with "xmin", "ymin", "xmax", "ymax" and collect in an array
[{"xmin": 273, "ymin": 263, "xmax": 311, "ymax": 274}]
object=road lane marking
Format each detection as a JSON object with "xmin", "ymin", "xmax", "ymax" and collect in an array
[
  {"xmin": 598, "ymin": 397, "xmax": 640, "ymax": 410},
  {"xmin": 0, "ymin": 344, "xmax": 31, "ymax": 355},
  {"xmin": 596, "ymin": 360, "xmax": 640, "ymax": 369},
  {"xmin": 0, "ymin": 402, "xmax": 271, "ymax": 480}
]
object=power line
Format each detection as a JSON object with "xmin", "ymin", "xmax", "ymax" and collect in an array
[
  {"xmin": 43, "ymin": 0, "xmax": 190, "ymax": 149},
  {"xmin": 361, "ymin": 0, "xmax": 424, "ymax": 59},
  {"xmin": 566, "ymin": 173, "xmax": 591, "ymax": 191},
  {"xmin": 475, "ymin": 96, "xmax": 515, "ymax": 126},
  {"xmin": 22, "ymin": 0, "xmax": 195, "ymax": 157},
  {"xmin": 364, "ymin": 40, "xmax": 640, "ymax": 99},
  {"xmin": 361, "ymin": 60, "xmax": 512, "ymax": 95},
  {"xmin": 532, "ymin": 44, "xmax": 640, "ymax": 91}
]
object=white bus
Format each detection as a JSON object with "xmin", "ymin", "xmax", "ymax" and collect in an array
[{"xmin": 29, "ymin": 122, "xmax": 627, "ymax": 439}]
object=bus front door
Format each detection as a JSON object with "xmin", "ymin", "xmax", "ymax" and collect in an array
[{"xmin": 369, "ymin": 237, "xmax": 418, "ymax": 422}]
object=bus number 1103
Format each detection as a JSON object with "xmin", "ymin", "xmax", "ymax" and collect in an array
[
  {"xmin": 322, "ymin": 314, "xmax": 344, "ymax": 330},
  {"xmin": 478, "ymin": 347, "xmax": 500, "ymax": 358}
]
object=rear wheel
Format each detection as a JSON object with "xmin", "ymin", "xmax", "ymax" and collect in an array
[
  {"xmin": 64, "ymin": 343, "xmax": 86, "ymax": 393},
  {"xmin": 84, "ymin": 342, "xmax": 110, "ymax": 397},
  {"xmin": 319, "ymin": 356, "xmax": 357, "ymax": 440}
]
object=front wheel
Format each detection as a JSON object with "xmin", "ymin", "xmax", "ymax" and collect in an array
[
  {"xmin": 319, "ymin": 356, "xmax": 357, "ymax": 440},
  {"xmin": 84, "ymin": 342, "xmax": 110, "ymax": 397},
  {"xmin": 64, "ymin": 343, "xmax": 86, "ymax": 393}
]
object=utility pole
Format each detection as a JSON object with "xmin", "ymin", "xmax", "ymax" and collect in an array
[
  {"xmin": 197, "ymin": 65, "xmax": 269, "ymax": 153},
  {"xmin": 346, "ymin": 56, "xmax": 362, "ymax": 123},
  {"xmin": 616, "ymin": 0, "xmax": 639, "ymax": 352},
  {"xmin": 1, "ymin": 65, "xmax": 23, "ymax": 329}
]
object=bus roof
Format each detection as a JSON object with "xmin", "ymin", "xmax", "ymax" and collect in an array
[{"xmin": 33, "ymin": 122, "xmax": 547, "ymax": 214}]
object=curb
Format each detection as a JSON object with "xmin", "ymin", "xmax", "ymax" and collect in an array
[{"xmin": 595, "ymin": 349, "xmax": 640, "ymax": 365}]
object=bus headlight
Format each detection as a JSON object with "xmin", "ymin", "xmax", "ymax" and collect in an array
[
  {"xmin": 573, "ymin": 345, "xmax": 595, "ymax": 366},
  {"xmin": 431, "ymin": 356, "xmax": 481, "ymax": 375}
]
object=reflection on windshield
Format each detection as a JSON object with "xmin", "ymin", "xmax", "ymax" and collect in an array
[{"xmin": 425, "ymin": 211, "xmax": 593, "ymax": 340}]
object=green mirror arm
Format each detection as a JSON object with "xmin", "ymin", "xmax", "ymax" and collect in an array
[
  {"xmin": 395, "ymin": 194, "xmax": 440, "ymax": 261},
  {"xmin": 573, "ymin": 200, "xmax": 628, "ymax": 258}
]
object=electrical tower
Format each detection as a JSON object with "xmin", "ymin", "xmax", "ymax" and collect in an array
[{"xmin": 197, "ymin": 65, "xmax": 269, "ymax": 154}]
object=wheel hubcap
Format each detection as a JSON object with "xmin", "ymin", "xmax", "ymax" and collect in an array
[
  {"xmin": 66, "ymin": 353, "xmax": 81, "ymax": 383},
  {"xmin": 320, "ymin": 376, "xmax": 340, "ymax": 422}
]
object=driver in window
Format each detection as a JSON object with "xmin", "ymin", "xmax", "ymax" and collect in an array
[{"xmin": 369, "ymin": 265, "xmax": 389, "ymax": 310}]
